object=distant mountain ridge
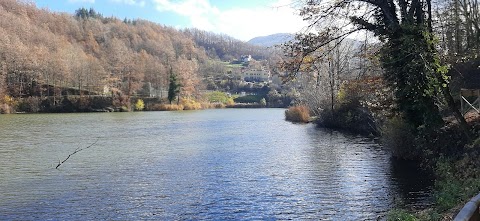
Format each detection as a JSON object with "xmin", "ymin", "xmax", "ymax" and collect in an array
[{"xmin": 247, "ymin": 33, "xmax": 295, "ymax": 47}]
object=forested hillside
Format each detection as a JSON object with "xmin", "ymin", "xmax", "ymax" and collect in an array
[
  {"xmin": 248, "ymin": 33, "xmax": 294, "ymax": 47},
  {"xmin": 183, "ymin": 28, "xmax": 272, "ymax": 61},
  {"xmin": 0, "ymin": 0, "xmax": 203, "ymax": 99},
  {"xmin": 0, "ymin": 0, "xmax": 270, "ymax": 112}
]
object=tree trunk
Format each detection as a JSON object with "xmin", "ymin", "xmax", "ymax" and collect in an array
[
  {"xmin": 426, "ymin": 0, "xmax": 473, "ymax": 141},
  {"xmin": 439, "ymin": 78, "xmax": 473, "ymax": 141},
  {"xmin": 454, "ymin": 0, "xmax": 462, "ymax": 54}
]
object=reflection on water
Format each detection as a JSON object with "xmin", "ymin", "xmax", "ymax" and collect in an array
[
  {"xmin": 390, "ymin": 158, "xmax": 434, "ymax": 210},
  {"xmin": 0, "ymin": 109, "xmax": 432, "ymax": 220}
]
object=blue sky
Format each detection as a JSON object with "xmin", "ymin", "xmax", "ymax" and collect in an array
[{"xmin": 34, "ymin": 0, "xmax": 306, "ymax": 41}]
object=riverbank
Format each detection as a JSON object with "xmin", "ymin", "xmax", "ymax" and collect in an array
[
  {"xmin": 384, "ymin": 112, "xmax": 480, "ymax": 220},
  {"xmin": 284, "ymin": 103, "xmax": 480, "ymax": 219},
  {"xmin": 318, "ymin": 110, "xmax": 480, "ymax": 220},
  {"xmin": 0, "ymin": 95, "xmax": 281, "ymax": 114}
]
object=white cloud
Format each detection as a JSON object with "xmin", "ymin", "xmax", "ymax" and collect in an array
[
  {"xmin": 68, "ymin": 0, "xmax": 95, "ymax": 3},
  {"xmin": 111, "ymin": 0, "xmax": 146, "ymax": 7},
  {"xmin": 154, "ymin": 0, "xmax": 219, "ymax": 16},
  {"xmin": 153, "ymin": 0, "xmax": 219, "ymax": 31},
  {"xmin": 152, "ymin": 0, "xmax": 306, "ymax": 41}
]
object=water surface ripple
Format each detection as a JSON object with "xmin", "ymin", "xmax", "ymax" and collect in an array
[{"xmin": 0, "ymin": 109, "xmax": 432, "ymax": 220}]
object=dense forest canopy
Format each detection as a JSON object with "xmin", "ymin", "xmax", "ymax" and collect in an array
[{"xmin": 0, "ymin": 0, "xmax": 272, "ymax": 106}]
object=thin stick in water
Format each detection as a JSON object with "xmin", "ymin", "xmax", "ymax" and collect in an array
[{"xmin": 55, "ymin": 139, "xmax": 99, "ymax": 169}]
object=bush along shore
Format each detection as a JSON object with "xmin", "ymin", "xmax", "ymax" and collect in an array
[
  {"xmin": 1, "ymin": 95, "xmax": 118, "ymax": 113},
  {"xmin": 0, "ymin": 96, "xmax": 231, "ymax": 113},
  {"xmin": 0, "ymin": 91, "xmax": 279, "ymax": 114}
]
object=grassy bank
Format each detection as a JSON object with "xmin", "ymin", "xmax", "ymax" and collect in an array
[{"xmin": 386, "ymin": 113, "xmax": 480, "ymax": 220}]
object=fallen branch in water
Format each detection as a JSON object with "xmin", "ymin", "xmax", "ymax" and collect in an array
[{"xmin": 55, "ymin": 139, "xmax": 99, "ymax": 169}]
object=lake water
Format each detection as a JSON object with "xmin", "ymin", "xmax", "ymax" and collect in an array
[{"xmin": 0, "ymin": 109, "xmax": 432, "ymax": 220}]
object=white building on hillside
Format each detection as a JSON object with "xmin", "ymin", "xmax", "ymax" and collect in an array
[
  {"xmin": 240, "ymin": 55, "xmax": 252, "ymax": 63},
  {"xmin": 240, "ymin": 67, "xmax": 271, "ymax": 82}
]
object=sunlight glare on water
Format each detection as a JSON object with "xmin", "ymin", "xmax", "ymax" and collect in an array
[{"xmin": 0, "ymin": 109, "xmax": 432, "ymax": 220}]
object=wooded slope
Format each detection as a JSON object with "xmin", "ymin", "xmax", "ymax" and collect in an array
[{"xmin": 0, "ymin": 0, "xmax": 269, "ymax": 100}]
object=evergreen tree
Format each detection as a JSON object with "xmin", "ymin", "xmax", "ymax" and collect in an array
[
  {"xmin": 75, "ymin": 7, "xmax": 102, "ymax": 19},
  {"xmin": 75, "ymin": 8, "xmax": 88, "ymax": 19},
  {"xmin": 168, "ymin": 67, "xmax": 180, "ymax": 104}
]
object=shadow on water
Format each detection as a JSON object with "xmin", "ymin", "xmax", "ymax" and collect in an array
[
  {"xmin": 306, "ymin": 127, "xmax": 435, "ymax": 213},
  {"xmin": 390, "ymin": 158, "xmax": 435, "ymax": 210}
]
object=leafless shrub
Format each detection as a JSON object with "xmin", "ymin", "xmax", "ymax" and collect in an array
[{"xmin": 285, "ymin": 105, "xmax": 311, "ymax": 123}]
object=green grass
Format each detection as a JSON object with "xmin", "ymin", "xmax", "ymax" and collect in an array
[
  {"xmin": 386, "ymin": 209, "xmax": 417, "ymax": 221},
  {"xmin": 224, "ymin": 63, "xmax": 243, "ymax": 68},
  {"xmin": 221, "ymin": 61, "xmax": 245, "ymax": 71},
  {"xmin": 234, "ymin": 95, "xmax": 263, "ymax": 103},
  {"xmin": 433, "ymin": 157, "xmax": 480, "ymax": 211},
  {"xmin": 206, "ymin": 91, "xmax": 234, "ymax": 105}
]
